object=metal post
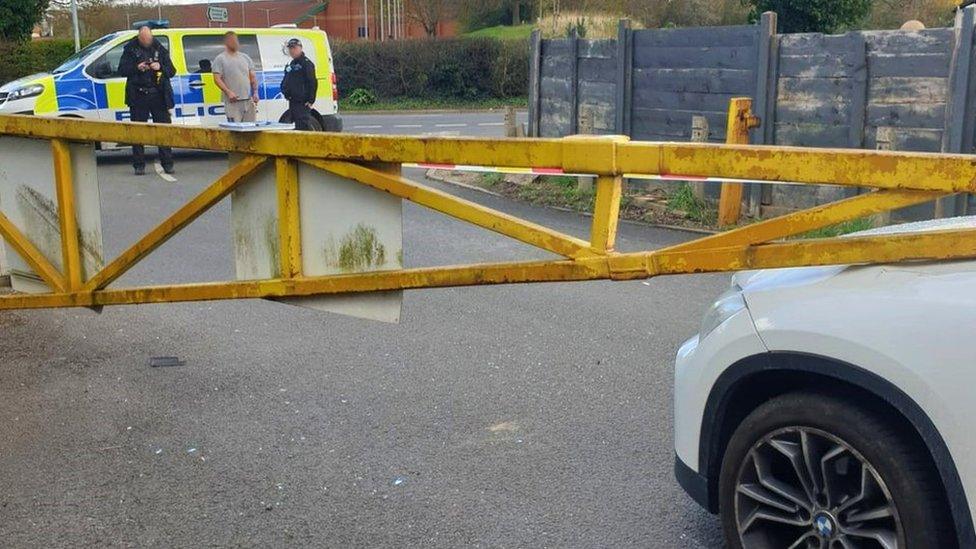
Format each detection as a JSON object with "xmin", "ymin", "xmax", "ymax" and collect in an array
[
  {"xmin": 157, "ymin": 0, "xmax": 162, "ymax": 20},
  {"xmin": 240, "ymin": 1, "xmax": 246, "ymax": 26},
  {"xmin": 70, "ymin": 0, "xmax": 81, "ymax": 52},
  {"xmin": 363, "ymin": 0, "xmax": 369, "ymax": 39},
  {"xmin": 379, "ymin": 0, "xmax": 384, "ymax": 41},
  {"xmin": 51, "ymin": 140, "xmax": 83, "ymax": 290},
  {"xmin": 718, "ymin": 98, "xmax": 759, "ymax": 227},
  {"xmin": 590, "ymin": 175, "xmax": 624, "ymax": 253}
]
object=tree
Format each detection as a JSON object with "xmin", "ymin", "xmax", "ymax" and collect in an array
[
  {"xmin": 743, "ymin": 0, "xmax": 872, "ymax": 33},
  {"xmin": 405, "ymin": 0, "xmax": 456, "ymax": 36},
  {"xmin": 0, "ymin": 0, "xmax": 51, "ymax": 41}
]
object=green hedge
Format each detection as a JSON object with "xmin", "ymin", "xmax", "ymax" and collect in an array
[
  {"xmin": 0, "ymin": 39, "xmax": 84, "ymax": 85},
  {"xmin": 1, "ymin": 37, "xmax": 529, "ymax": 102},
  {"xmin": 332, "ymin": 37, "xmax": 528, "ymax": 100}
]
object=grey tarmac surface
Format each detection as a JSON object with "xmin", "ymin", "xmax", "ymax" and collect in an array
[{"xmin": 0, "ymin": 113, "xmax": 726, "ymax": 548}]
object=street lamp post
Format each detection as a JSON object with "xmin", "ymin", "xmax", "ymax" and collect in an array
[{"xmin": 70, "ymin": 0, "xmax": 80, "ymax": 52}]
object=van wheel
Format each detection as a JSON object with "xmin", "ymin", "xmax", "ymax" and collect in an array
[
  {"xmin": 718, "ymin": 392, "xmax": 955, "ymax": 549},
  {"xmin": 278, "ymin": 110, "xmax": 322, "ymax": 131}
]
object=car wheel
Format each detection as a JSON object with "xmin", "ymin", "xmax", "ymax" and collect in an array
[
  {"xmin": 718, "ymin": 392, "xmax": 954, "ymax": 549},
  {"xmin": 278, "ymin": 111, "xmax": 323, "ymax": 131}
]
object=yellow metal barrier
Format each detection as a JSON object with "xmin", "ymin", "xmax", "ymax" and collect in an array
[{"xmin": 0, "ymin": 97, "xmax": 973, "ymax": 311}]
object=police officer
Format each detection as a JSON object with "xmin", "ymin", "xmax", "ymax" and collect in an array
[
  {"xmin": 118, "ymin": 26, "xmax": 176, "ymax": 175},
  {"xmin": 281, "ymin": 38, "xmax": 317, "ymax": 131}
]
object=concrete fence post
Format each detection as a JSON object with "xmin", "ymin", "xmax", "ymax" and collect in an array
[
  {"xmin": 569, "ymin": 27, "xmax": 580, "ymax": 136},
  {"xmin": 527, "ymin": 29, "xmax": 542, "ymax": 137},
  {"xmin": 614, "ymin": 19, "xmax": 633, "ymax": 136},
  {"xmin": 749, "ymin": 11, "xmax": 778, "ymax": 217},
  {"xmin": 942, "ymin": 4, "xmax": 976, "ymax": 216},
  {"xmin": 690, "ymin": 115, "xmax": 709, "ymax": 201},
  {"xmin": 874, "ymin": 127, "xmax": 896, "ymax": 226}
]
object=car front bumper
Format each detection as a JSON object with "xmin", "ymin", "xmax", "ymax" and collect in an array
[{"xmin": 673, "ymin": 307, "xmax": 766, "ymax": 511}]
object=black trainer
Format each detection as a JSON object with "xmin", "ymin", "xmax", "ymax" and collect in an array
[
  {"xmin": 163, "ymin": 165, "xmax": 175, "ymax": 175},
  {"xmin": 134, "ymin": 166, "xmax": 145, "ymax": 176}
]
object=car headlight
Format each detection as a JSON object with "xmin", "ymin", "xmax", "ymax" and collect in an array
[
  {"xmin": 700, "ymin": 286, "xmax": 747, "ymax": 338},
  {"xmin": 8, "ymin": 84, "xmax": 44, "ymax": 100}
]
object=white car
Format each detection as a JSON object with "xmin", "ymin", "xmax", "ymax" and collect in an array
[{"xmin": 674, "ymin": 217, "xmax": 976, "ymax": 549}]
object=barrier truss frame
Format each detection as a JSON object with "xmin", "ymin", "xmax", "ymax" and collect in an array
[{"xmin": 0, "ymin": 98, "xmax": 974, "ymax": 311}]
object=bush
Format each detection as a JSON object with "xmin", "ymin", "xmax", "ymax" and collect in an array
[
  {"xmin": 347, "ymin": 87, "xmax": 377, "ymax": 106},
  {"xmin": 332, "ymin": 37, "xmax": 528, "ymax": 101},
  {"xmin": 0, "ymin": 39, "xmax": 83, "ymax": 85}
]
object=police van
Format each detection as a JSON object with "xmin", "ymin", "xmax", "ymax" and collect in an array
[{"xmin": 0, "ymin": 27, "xmax": 341, "ymax": 131}]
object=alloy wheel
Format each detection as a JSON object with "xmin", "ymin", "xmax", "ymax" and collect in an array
[{"xmin": 734, "ymin": 427, "xmax": 903, "ymax": 549}]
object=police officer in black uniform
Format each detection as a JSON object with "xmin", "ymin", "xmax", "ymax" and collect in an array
[
  {"xmin": 281, "ymin": 38, "xmax": 318, "ymax": 131},
  {"xmin": 118, "ymin": 26, "xmax": 177, "ymax": 175}
]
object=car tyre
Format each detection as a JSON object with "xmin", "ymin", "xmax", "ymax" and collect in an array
[
  {"xmin": 279, "ymin": 110, "xmax": 323, "ymax": 131},
  {"xmin": 718, "ymin": 391, "xmax": 955, "ymax": 549}
]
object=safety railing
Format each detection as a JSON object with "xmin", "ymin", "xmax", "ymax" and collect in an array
[{"xmin": 0, "ymin": 97, "xmax": 974, "ymax": 311}]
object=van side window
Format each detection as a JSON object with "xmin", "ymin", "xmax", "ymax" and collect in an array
[
  {"xmin": 183, "ymin": 34, "xmax": 263, "ymax": 74},
  {"xmin": 85, "ymin": 36, "xmax": 170, "ymax": 80}
]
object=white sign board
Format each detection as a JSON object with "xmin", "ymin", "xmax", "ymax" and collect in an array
[
  {"xmin": 208, "ymin": 5, "xmax": 229, "ymax": 23},
  {"xmin": 230, "ymin": 155, "xmax": 404, "ymax": 323},
  {"xmin": 0, "ymin": 137, "xmax": 104, "ymax": 294}
]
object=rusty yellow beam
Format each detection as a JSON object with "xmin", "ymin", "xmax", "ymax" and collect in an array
[
  {"xmin": 51, "ymin": 139, "xmax": 83, "ymax": 290},
  {"xmin": 0, "ymin": 258, "xmax": 612, "ymax": 310},
  {"xmin": 4, "ymin": 115, "xmax": 976, "ymax": 195},
  {"xmin": 305, "ymin": 159, "xmax": 596, "ymax": 259},
  {"xmin": 665, "ymin": 189, "xmax": 941, "ymax": 253},
  {"xmin": 633, "ymin": 227, "xmax": 976, "ymax": 278},
  {"xmin": 275, "ymin": 158, "xmax": 302, "ymax": 278},
  {"xmin": 1, "ymin": 227, "xmax": 974, "ymax": 311},
  {"xmin": 590, "ymin": 175, "xmax": 623, "ymax": 253},
  {"xmin": 83, "ymin": 155, "xmax": 267, "ymax": 291},
  {"xmin": 617, "ymin": 141, "xmax": 976, "ymax": 193},
  {"xmin": 0, "ymin": 211, "xmax": 65, "ymax": 292},
  {"xmin": 717, "ymin": 98, "xmax": 758, "ymax": 227}
]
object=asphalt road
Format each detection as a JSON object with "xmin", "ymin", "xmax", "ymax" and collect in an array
[
  {"xmin": 342, "ymin": 111, "xmax": 529, "ymax": 137},
  {"xmin": 0, "ymin": 112, "xmax": 727, "ymax": 547}
]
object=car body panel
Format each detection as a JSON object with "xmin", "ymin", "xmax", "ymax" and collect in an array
[
  {"xmin": 675, "ymin": 216, "xmax": 976, "ymax": 537},
  {"xmin": 0, "ymin": 28, "xmax": 338, "ymax": 126}
]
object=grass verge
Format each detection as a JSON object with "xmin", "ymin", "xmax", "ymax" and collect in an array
[{"xmin": 463, "ymin": 24, "xmax": 535, "ymax": 40}]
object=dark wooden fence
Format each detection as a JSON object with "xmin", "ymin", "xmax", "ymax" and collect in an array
[{"xmin": 528, "ymin": 7, "xmax": 976, "ymax": 219}]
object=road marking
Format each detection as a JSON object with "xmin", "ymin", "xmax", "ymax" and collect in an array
[
  {"xmin": 352, "ymin": 125, "xmax": 384, "ymax": 129},
  {"xmin": 394, "ymin": 124, "xmax": 423, "ymax": 128},
  {"xmin": 478, "ymin": 122, "xmax": 505, "ymax": 126},
  {"xmin": 435, "ymin": 123, "xmax": 467, "ymax": 128},
  {"xmin": 154, "ymin": 161, "xmax": 177, "ymax": 183}
]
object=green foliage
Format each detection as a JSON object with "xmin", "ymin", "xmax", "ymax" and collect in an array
[
  {"xmin": 333, "ymin": 38, "xmax": 528, "ymax": 101},
  {"xmin": 666, "ymin": 183, "xmax": 715, "ymax": 224},
  {"xmin": 459, "ymin": 0, "xmax": 535, "ymax": 32},
  {"xmin": 565, "ymin": 16, "xmax": 588, "ymax": 38},
  {"xmin": 794, "ymin": 218, "xmax": 874, "ymax": 239},
  {"xmin": 463, "ymin": 24, "xmax": 534, "ymax": 40},
  {"xmin": 347, "ymin": 88, "xmax": 377, "ymax": 106},
  {"xmin": 0, "ymin": 39, "xmax": 82, "ymax": 85},
  {"xmin": 0, "ymin": 0, "xmax": 49, "ymax": 41},
  {"xmin": 744, "ymin": 0, "xmax": 872, "ymax": 33}
]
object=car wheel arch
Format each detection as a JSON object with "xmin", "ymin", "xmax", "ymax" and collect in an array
[{"xmin": 697, "ymin": 351, "xmax": 975, "ymax": 548}]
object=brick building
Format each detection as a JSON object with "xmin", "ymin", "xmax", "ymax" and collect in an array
[{"xmin": 175, "ymin": 0, "xmax": 458, "ymax": 40}]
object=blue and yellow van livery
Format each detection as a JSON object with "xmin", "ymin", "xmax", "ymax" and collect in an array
[{"xmin": 0, "ymin": 28, "xmax": 341, "ymax": 131}]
